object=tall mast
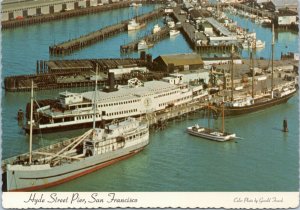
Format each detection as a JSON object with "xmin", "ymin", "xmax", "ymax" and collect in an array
[
  {"xmin": 231, "ymin": 45, "xmax": 234, "ymax": 101},
  {"xmin": 250, "ymin": 51, "xmax": 254, "ymax": 98},
  {"xmin": 221, "ymin": 102, "xmax": 225, "ymax": 133},
  {"xmin": 93, "ymin": 65, "xmax": 98, "ymax": 130},
  {"xmin": 271, "ymin": 23, "xmax": 274, "ymax": 98},
  {"xmin": 29, "ymin": 80, "xmax": 33, "ymax": 165}
]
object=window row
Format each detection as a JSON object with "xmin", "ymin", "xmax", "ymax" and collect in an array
[
  {"xmin": 154, "ymin": 91, "xmax": 178, "ymax": 99},
  {"xmin": 98, "ymin": 99, "xmax": 140, "ymax": 108},
  {"xmin": 106, "ymin": 109, "xmax": 138, "ymax": 116}
]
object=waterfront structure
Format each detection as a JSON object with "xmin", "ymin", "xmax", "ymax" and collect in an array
[{"xmin": 153, "ymin": 53, "xmax": 204, "ymax": 72}]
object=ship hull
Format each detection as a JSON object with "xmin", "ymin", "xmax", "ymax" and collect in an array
[
  {"xmin": 5, "ymin": 141, "xmax": 148, "ymax": 192},
  {"xmin": 223, "ymin": 90, "xmax": 296, "ymax": 116}
]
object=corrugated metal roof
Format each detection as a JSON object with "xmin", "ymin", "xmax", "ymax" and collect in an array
[{"xmin": 156, "ymin": 53, "xmax": 203, "ymax": 66}]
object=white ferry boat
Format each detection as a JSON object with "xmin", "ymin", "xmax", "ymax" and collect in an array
[
  {"xmin": 24, "ymin": 75, "xmax": 208, "ymax": 134},
  {"xmin": 3, "ymin": 81, "xmax": 150, "ymax": 192}
]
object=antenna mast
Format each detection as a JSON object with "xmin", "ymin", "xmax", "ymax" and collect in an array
[
  {"xmin": 271, "ymin": 23, "xmax": 274, "ymax": 98},
  {"xmin": 29, "ymin": 80, "xmax": 33, "ymax": 165},
  {"xmin": 231, "ymin": 45, "xmax": 234, "ymax": 101}
]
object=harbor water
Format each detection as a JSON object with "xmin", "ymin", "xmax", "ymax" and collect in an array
[{"xmin": 1, "ymin": 5, "xmax": 299, "ymax": 191}]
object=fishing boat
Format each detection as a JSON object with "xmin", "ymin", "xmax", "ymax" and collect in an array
[
  {"xmin": 152, "ymin": 24, "xmax": 161, "ymax": 34},
  {"xmin": 137, "ymin": 40, "xmax": 153, "ymax": 50},
  {"xmin": 242, "ymin": 39, "xmax": 265, "ymax": 49},
  {"xmin": 187, "ymin": 104, "xmax": 236, "ymax": 141},
  {"xmin": 169, "ymin": 29, "xmax": 180, "ymax": 36},
  {"xmin": 127, "ymin": 19, "xmax": 145, "ymax": 31},
  {"xmin": 254, "ymin": 39, "xmax": 265, "ymax": 49},
  {"xmin": 2, "ymin": 79, "xmax": 150, "ymax": 192}
]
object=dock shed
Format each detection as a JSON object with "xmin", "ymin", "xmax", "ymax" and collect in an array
[{"xmin": 153, "ymin": 54, "xmax": 204, "ymax": 72}]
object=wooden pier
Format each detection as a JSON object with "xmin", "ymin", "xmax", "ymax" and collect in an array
[
  {"xmin": 4, "ymin": 58, "xmax": 155, "ymax": 92},
  {"xmin": 144, "ymin": 99, "xmax": 208, "ymax": 129},
  {"xmin": 49, "ymin": 9, "xmax": 164, "ymax": 55},
  {"xmin": 120, "ymin": 26, "xmax": 170, "ymax": 53},
  {"xmin": 171, "ymin": 8, "xmax": 238, "ymax": 52}
]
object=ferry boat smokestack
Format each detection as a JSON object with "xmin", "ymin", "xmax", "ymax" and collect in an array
[
  {"xmin": 283, "ymin": 119, "xmax": 288, "ymax": 132},
  {"xmin": 103, "ymin": 72, "xmax": 118, "ymax": 92},
  {"xmin": 109, "ymin": 72, "xmax": 115, "ymax": 90}
]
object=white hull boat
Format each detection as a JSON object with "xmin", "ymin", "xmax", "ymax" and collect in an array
[{"xmin": 169, "ymin": 29, "xmax": 180, "ymax": 36}]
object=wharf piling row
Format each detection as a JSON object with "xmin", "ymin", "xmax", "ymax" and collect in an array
[
  {"xmin": 49, "ymin": 9, "xmax": 164, "ymax": 55},
  {"xmin": 2, "ymin": 1, "xmax": 134, "ymax": 30},
  {"xmin": 143, "ymin": 100, "xmax": 207, "ymax": 129},
  {"xmin": 120, "ymin": 26, "xmax": 170, "ymax": 53}
]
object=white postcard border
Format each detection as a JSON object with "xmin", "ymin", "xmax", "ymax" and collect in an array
[{"xmin": 2, "ymin": 192, "xmax": 299, "ymax": 209}]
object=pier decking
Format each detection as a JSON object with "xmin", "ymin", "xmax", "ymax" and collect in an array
[{"xmin": 49, "ymin": 9, "xmax": 164, "ymax": 55}]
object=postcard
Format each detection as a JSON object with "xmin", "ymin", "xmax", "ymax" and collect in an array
[{"xmin": 1, "ymin": 0, "xmax": 299, "ymax": 208}]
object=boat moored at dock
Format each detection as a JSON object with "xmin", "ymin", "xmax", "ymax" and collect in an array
[
  {"xmin": 24, "ymin": 74, "xmax": 208, "ymax": 134},
  {"xmin": 3, "ymin": 117, "xmax": 149, "ymax": 192},
  {"xmin": 3, "ymin": 79, "xmax": 149, "ymax": 192},
  {"xmin": 127, "ymin": 19, "xmax": 146, "ymax": 31}
]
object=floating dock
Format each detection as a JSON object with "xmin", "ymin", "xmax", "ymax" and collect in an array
[
  {"xmin": 120, "ymin": 26, "xmax": 170, "ymax": 53},
  {"xmin": 49, "ymin": 9, "xmax": 164, "ymax": 55}
]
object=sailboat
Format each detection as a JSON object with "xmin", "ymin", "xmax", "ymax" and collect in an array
[
  {"xmin": 219, "ymin": 26, "xmax": 297, "ymax": 116},
  {"xmin": 186, "ymin": 103, "xmax": 236, "ymax": 142},
  {"xmin": 2, "ymin": 71, "xmax": 150, "ymax": 192}
]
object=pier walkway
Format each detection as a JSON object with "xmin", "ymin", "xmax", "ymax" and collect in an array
[
  {"xmin": 49, "ymin": 9, "xmax": 164, "ymax": 55},
  {"xmin": 120, "ymin": 26, "xmax": 170, "ymax": 53}
]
